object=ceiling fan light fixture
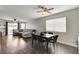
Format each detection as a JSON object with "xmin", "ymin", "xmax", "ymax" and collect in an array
[
  {"xmin": 36, "ymin": 5, "xmax": 54, "ymax": 15},
  {"xmin": 14, "ymin": 19, "xmax": 16, "ymax": 21}
]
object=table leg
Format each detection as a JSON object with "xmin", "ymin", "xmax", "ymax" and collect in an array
[{"xmin": 46, "ymin": 42, "xmax": 49, "ymax": 52}]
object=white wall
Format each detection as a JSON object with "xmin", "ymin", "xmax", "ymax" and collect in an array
[
  {"xmin": 26, "ymin": 20, "xmax": 39, "ymax": 31},
  {"xmin": 34, "ymin": 8, "xmax": 79, "ymax": 46},
  {"xmin": 26, "ymin": 19, "xmax": 46, "ymax": 35}
]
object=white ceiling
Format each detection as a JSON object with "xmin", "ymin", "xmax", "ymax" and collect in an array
[{"xmin": 0, "ymin": 5, "xmax": 78, "ymax": 21}]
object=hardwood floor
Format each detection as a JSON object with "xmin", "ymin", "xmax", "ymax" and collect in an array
[{"xmin": 0, "ymin": 35, "xmax": 78, "ymax": 54}]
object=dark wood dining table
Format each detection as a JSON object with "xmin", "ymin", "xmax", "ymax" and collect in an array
[
  {"xmin": 35, "ymin": 34, "xmax": 54, "ymax": 52},
  {"xmin": 43, "ymin": 34, "xmax": 55, "ymax": 52}
]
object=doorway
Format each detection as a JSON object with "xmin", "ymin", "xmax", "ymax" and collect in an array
[{"xmin": 8, "ymin": 22, "xmax": 18, "ymax": 35}]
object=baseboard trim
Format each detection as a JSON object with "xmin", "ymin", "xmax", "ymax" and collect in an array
[{"xmin": 57, "ymin": 41, "xmax": 77, "ymax": 48}]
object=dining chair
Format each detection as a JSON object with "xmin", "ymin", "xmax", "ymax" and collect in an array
[
  {"xmin": 37, "ymin": 35, "xmax": 54, "ymax": 52},
  {"xmin": 43, "ymin": 32, "xmax": 47, "ymax": 34},
  {"xmin": 38, "ymin": 35, "xmax": 45, "ymax": 45},
  {"xmin": 50, "ymin": 35, "xmax": 58, "ymax": 43},
  {"xmin": 40, "ymin": 32, "xmax": 47, "ymax": 36},
  {"xmin": 48, "ymin": 32, "xmax": 53, "ymax": 34},
  {"xmin": 31, "ymin": 34, "xmax": 38, "ymax": 46},
  {"xmin": 40, "ymin": 32, "xmax": 44, "ymax": 36},
  {"xmin": 49, "ymin": 35, "xmax": 59, "ymax": 53},
  {"xmin": 31, "ymin": 30, "xmax": 36, "ymax": 34}
]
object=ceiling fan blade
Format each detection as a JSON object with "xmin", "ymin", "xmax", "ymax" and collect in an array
[
  {"xmin": 48, "ymin": 8, "xmax": 54, "ymax": 10},
  {"xmin": 47, "ymin": 11, "xmax": 52, "ymax": 14},
  {"xmin": 38, "ymin": 5, "xmax": 45, "ymax": 9},
  {"xmin": 37, "ymin": 10, "xmax": 43, "ymax": 13}
]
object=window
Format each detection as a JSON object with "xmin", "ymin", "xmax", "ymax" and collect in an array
[
  {"xmin": 20, "ymin": 23, "xmax": 26, "ymax": 29},
  {"xmin": 46, "ymin": 17, "xmax": 66, "ymax": 32}
]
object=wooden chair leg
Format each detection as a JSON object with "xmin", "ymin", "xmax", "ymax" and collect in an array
[
  {"xmin": 32, "ymin": 39, "xmax": 33, "ymax": 47},
  {"xmin": 53, "ymin": 43, "xmax": 56, "ymax": 54},
  {"xmin": 46, "ymin": 42, "xmax": 49, "ymax": 52},
  {"xmin": 55, "ymin": 42, "xmax": 58, "ymax": 53}
]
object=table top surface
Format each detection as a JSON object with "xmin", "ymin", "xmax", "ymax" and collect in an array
[
  {"xmin": 35, "ymin": 33, "xmax": 55, "ymax": 38},
  {"xmin": 44, "ymin": 34, "xmax": 54, "ymax": 38}
]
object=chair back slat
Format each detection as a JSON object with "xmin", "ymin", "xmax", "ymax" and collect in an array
[
  {"xmin": 49, "ymin": 35, "xmax": 59, "ymax": 43},
  {"xmin": 32, "ymin": 34, "xmax": 38, "ymax": 40},
  {"xmin": 48, "ymin": 32, "xmax": 53, "ymax": 34}
]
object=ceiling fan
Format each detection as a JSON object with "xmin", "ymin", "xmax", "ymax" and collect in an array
[{"xmin": 36, "ymin": 5, "xmax": 54, "ymax": 14}]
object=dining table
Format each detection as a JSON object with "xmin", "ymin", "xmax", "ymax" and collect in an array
[
  {"xmin": 35, "ymin": 33, "xmax": 55, "ymax": 52},
  {"xmin": 43, "ymin": 34, "xmax": 55, "ymax": 52}
]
